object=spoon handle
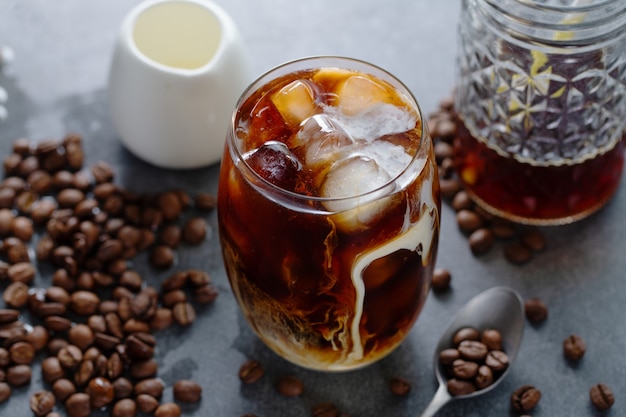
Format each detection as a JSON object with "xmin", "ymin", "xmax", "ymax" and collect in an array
[{"xmin": 418, "ymin": 384, "xmax": 451, "ymax": 417}]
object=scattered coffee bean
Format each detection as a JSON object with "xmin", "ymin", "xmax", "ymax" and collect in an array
[
  {"xmin": 182, "ymin": 217, "xmax": 207, "ymax": 244},
  {"xmin": 563, "ymin": 334, "xmax": 586, "ymax": 361},
  {"xmin": 52, "ymin": 378, "xmax": 76, "ymax": 402},
  {"xmin": 438, "ymin": 348, "xmax": 461, "ymax": 365},
  {"xmin": 150, "ymin": 245, "xmax": 174, "ymax": 269},
  {"xmin": 511, "ymin": 385, "xmax": 541, "ymax": 411},
  {"xmin": 480, "ymin": 328, "xmax": 502, "ymax": 351},
  {"xmin": 452, "ymin": 359, "xmax": 479, "ymax": 379},
  {"xmin": 173, "ymin": 379, "xmax": 202, "ymax": 403},
  {"xmin": 524, "ymin": 298, "xmax": 548, "ymax": 323},
  {"xmin": 65, "ymin": 392, "xmax": 92, "ymax": 417},
  {"xmin": 432, "ymin": 268, "xmax": 451, "ymax": 292},
  {"xmin": 311, "ymin": 402, "xmax": 340, "ymax": 417},
  {"xmin": 484, "ymin": 350, "xmax": 509, "ymax": 372},
  {"xmin": 172, "ymin": 301, "xmax": 196, "ymax": 326},
  {"xmin": 276, "ymin": 376, "xmax": 304, "ymax": 397},
  {"xmin": 451, "ymin": 190, "xmax": 473, "ymax": 211},
  {"xmin": 136, "ymin": 393, "xmax": 159, "ymax": 414},
  {"xmin": 30, "ymin": 390, "xmax": 56, "ymax": 417},
  {"xmin": 239, "ymin": 359, "xmax": 264, "ymax": 384},
  {"xmin": 520, "ymin": 228, "xmax": 546, "ymax": 252},
  {"xmin": 474, "ymin": 365, "xmax": 493, "ymax": 389},
  {"xmin": 195, "ymin": 192, "xmax": 216, "ymax": 211},
  {"xmin": 6, "ymin": 364, "xmax": 31, "ymax": 386},
  {"xmin": 155, "ymin": 402, "xmax": 181, "ymax": 417},
  {"xmin": 112, "ymin": 398, "xmax": 137, "ymax": 417},
  {"xmin": 0, "ymin": 381, "xmax": 11, "ymax": 403},
  {"xmin": 446, "ymin": 379, "xmax": 475, "ymax": 396},
  {"xmin": 503, "ymin": 242, "xmax": 532, "ymax": 264},
  {"xmin": 468, "ymin": 228, "xmax": 494, "ymax": 255},
  {"xmin": 134, "ymin": 378, "xmax": 164, "ymax": 398},
  {"xmin": 453, "ymin": 327, "xmax": 480, "ymax": 346},
  {"xmin": 589, "ymin": 383, "xmax": 615, "ymax": 411},
  {"xmin": 456, "ymin": 210, "xmax": 483, "ymax": 233},
  {"xmin": 389, "ymin": 376, "xmax": 411, "ymax": 396}
]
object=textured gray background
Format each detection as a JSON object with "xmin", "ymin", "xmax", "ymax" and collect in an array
[{"xmin": 0, "ymin": 1, "xmax": 624, "ymax": 416}]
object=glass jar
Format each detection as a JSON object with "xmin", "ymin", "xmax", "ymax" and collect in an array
[{"xmin": 455, "ymin": 0, "xmax": 626, "ymax": 225}]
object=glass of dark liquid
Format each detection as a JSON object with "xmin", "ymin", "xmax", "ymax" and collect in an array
[
  {"xmin": 455, "ymin": 0, "xmax": 626, "ymax": 225},
  {"xmin": 217, "ymin": 57, "xmax": 440, "ymax": 371}
]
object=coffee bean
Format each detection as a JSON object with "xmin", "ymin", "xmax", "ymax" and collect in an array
[
  {"xmin": 7, "ymin": 261, "xmax": 36, "ymax": 283},
  {"xmin": 125, "ymin": 332, "xmax": 156, "ymax": 361},
  {"xmin": 503, "ymin": 242, "xmax": 532, "ymax": 264},
  {"xmin": 130, "ymin": 359, "xmax": 158, "ymax": 380},
  {"xmin": 239, "ymin": 359, "xmax": 264, "ymax": 384},
  {"xmin": 68, "ymin": 323, "xmax": 95, "ymax": 351},
  {"xmin": 474, "ymin": 365, "xmax": 493, "ymax": 389},
  {"xmin": 162, "ymin": 289, "xmax": 187, "ymax": 308},
  {"xmin": 511, "ymin": 385, "xmax": 541, "ymax": 411},
  {"xmin": 438, "ymin": 348, "xmax": 460, "ymax": 365},
  {"xmin": 134, "ymin": 378, "xmax": 164, "ymax": 398},
  {"xmin": 112, "ymin": 398, "xmax": 137, "ymax": 417},
  {"xmin": 161, "ymin": 271, "xmax": 188, "ymax": 291},
  {"xmin": 9, "ymin": 341, "xmax": 35, "ymax": 364},
  {"xmin": 136, "ymin": 393, "xmax": 159, "ymax": 414},
  {"xmin": 458, "ymin": 340, "xmax": 488, "ymax": 361},
  {"xmin": 58, "ymin": 344, "xmax": 83, "ymax": 369},
  {"xmin": 193, "ymin": 284, "xmax": 218, "ymax": 304},
  {"xmin": 447, "ymin": 378, "xmax": 475, "ymax": 396},
  {"xmin": 90, "ymin": 161, "xmax": 114, "ymax": 184},
  {"xmin": 172, "ymin": 301, "xmax": 196, "ymax": 326},
  {"xmin": 150, "ymin": 308, "xmax": 173, "ymax": 330},
  {"xmin": 87, "ymin": 376, "xmax": 115, "ymax": 408},
  {"xmin": 311, "ymin": 402, "xmax": 340, "ymax": 417},
  {"xmin": 158, "ymin": 192, "xmax": 183, "ymax": 222},
  {"xmin": 524, "ymin": 298, "xmax": 548, "ymax": 323},
  {"xmin": 276, "ymin": 376, "xmax": 304, "ymax": 397},
  {"xmin": 182, "ymin": 217, "xmax": 207, "ymax": 244},
  {"xmin": 30, "ymin": 390, "xmax": 55, "ymax": 417},
  {"xmin": 468, "ymin": 228, "xmax": 494, "ymax": 255},
  {"xmin": 432, "ymin": 268, "xmax": 451, "ymax": 292},
  {"xmin": 480, "ymin": 328, "xmax": 502, "ymax": 351},
  {"xmin": 0, "ymin": 347, "xmax": 9, "ymax": 367},
  {"xmin": 195, "ymin": 193, "xmax": 216, "ymax": 211},
  {"xmin": 456, "ymin": 210, "xmax": 483, "ymax": 233},
  {"xmin": 451, "ymin": 191, "xmax": 472, "ymax": 211},
  {"xmin": 3, "ymin": 281, "xmax": 28, "ymax": 307},
  {"xmin": 155, "ymin": 403, "xmax": 181, "ymax": 417},
  {"xmin": 0, "ymin": 381, "xmax": 10, "ymax": 403},
  {"xmin": 6, "ymin": 364, "xmax": 31, "ymax": 386},
  {"xmin": 65, "ymin": 392, "xmax": 92, "ymax": 417},
  {"xmin": 44, "ymin": 315, "xmax": 73, "ymax": 332},
  {"xmin": 440, "ymin": 178, "xmax": 462, "ymax": 198},
  {"xmin": 485, "ymin": 350, "xmax": 509, "ymax": 372},
  {"xmin": 452, "ymin": 359, "xmax": 479, "ymax": 379},
  {"xmin": 70, "ymin": 290, "xmax": 100, "ymax": 316},
  {"xmin": 26, "ymin": 325, "xmax": 48, "ymax": 352},
  {"xmin": 520, "ymin": 228, "xmax": 546, "ymax": 252},
  {"xmin": 42, "ymin": 356, "xmax": 65, "ymax": 383},
  {"xmin": 112, "ymin": 377, "xmax": 133, "ymax": 400},
  {"xmin": 389, "ymin": 376, "xmax": 411, "ymax": 396},
  {"xmin": 52, "ymin": 378, "xmax": 76, "ymax": 402},
  {"xmin": 57, "ymin": 188, "xmax": 85, "ymax": 208},
  {"xmin": 490, "ymin": 218, "xmax": 517, "ymax": 239},
  {"xmin": 563, "ymin": 334, "xmax": 586, "ymax": 361},
  {"xmin": 150, "ymin": 245, "xmax": 174, "ymax": 269},
  {"xmin": 453, "ymin": 327, "xmax": 480, "ymax": 346},
  {"xmin": 589, "ymin": 383, "xmax": 615, "ymax": 411},
  {"xmin": 173, "ymin": 379, "xmax": 202, "ymax": 402}
]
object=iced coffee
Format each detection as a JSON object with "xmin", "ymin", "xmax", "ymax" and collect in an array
[{"xmin": 217, "ymin": 57, "xmax": 440, "ymax": 371}]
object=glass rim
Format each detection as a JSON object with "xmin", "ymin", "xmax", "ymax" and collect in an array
[{"xmin": 226, "ymin": 55, "xmax": 428, "ymax": 206}]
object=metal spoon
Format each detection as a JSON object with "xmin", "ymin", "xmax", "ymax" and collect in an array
[{"xmin": 419, "ymin": 286, "xmax": 525, "ymax": 417}]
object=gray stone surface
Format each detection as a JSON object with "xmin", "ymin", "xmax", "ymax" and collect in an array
[{"xmin": 0, "ymin": 1, "xmax": 624, "ymax": 416}]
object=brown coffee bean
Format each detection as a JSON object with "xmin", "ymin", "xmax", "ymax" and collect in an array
[
  {"xmin": 311, "ymin": 403, "xmax": 339, "ymax": 417},
  {"xmin": 123, "ymin": 318, "xmax": 151, "ymax": 335},
  {"xmin": 239, "ymin": 359, "xmax": 264, "ymax": 384},
  {"xmin": 87, "ymin": 376, "xmax": 115, "ymax": 408},
  {"xmin": 468, "ymin": 228, "xmax": 494, "ymax": 255},
  {"xmin": 3, "ymin": 281, "xmax": 29, "ymax": 308},
  {"xmin": 389, "ymin": 376, "xmax": 411, "ymax": 396},
  {"xmin": 134, "ymin": 378, "xmax": 164, "ymax": 398},
  {"xmin": 481, "ymin": 329, "xmax": 503, "ymax": 351},
  {"xmin": 68, "ymin": 323, "xmax": 95, "ymax": 351},
  {"xmin": 158, "ymin": 192, "xmax": 183, "ymax": 221},
  {"xmin": 193, "ymin": 284, "xmax": 218, "ymax": 304},
  {"xmin": 30, "ymin": 390, "xmax": 56, "ymax": 417},
  {"xmin": 195, "ymin": 193, "xmax": 216, "ymax": 211},
  {"xmin": 91, "ymin": 161, "xmax": 114, "ymax": 184},
  {"xmin": 173, "ymin": 379, "xmax": 202, "ymax": 403},
  {"xmin": 65, "ymin": 392, "xmax": 92, "ymax": 417},
  {"xmin": 503, "ymin": 242, "xmax": 532, "ymax": 264},
  {"xmin": 150, "ymin": 308, "xmax": 173, "ymax": 330},
  {"xmin": 276, "ymin": 376, "xmax": 304, "ymax": 397},
  {"xmin": 438, "ymin": 348, "xmax": 461, "ymax": 365},
  {"xmin": 520, "ymin": 228, "xmax": 546, "ymax": 252},
  {"xmin": 453, "ymin": 327, "xmax": 480, "ymax": 346},
  {"xmin": 150, "ymin": 245, "xmax": 174, "ymax": 269},
  {"xmin": 6, "ymin": 364, "xmax": 31, "ymax": 386},
  {"xmin": 112, "ymin": 398, "xmax": 137, "ymax": 417},
  {"xmin": 130, "ymin": 359, "xmax": 158, "ymax": 380},
  {"xmin": 47, "ymin": 338, "xmax": 69, "ymax": 356},
  {"xmin": 9, "ymin": 340, "xmax": 35, "ymax": 364},
  {"xmin": 57, "ymin": 188, "xmax": 85, "ymax": 208},
  {"xmin": 136, "ymin": 393, "xmax": 159, "ymax": 414},
  {"xmin": 162, "ymin": 289, "xmax": 187, "ymax": 308},
  {"xmin": 474, "ymin": 365, "xmax": 493, "ymax": 389},
  {"xmin": 44, "ymin": 315, "xmax": 73, "ymax": 332},
  {"xmin": 113, "ymin": 377, "xmax": 134, "ymax": 399},
  {"xmin": 490, "ymin": 218, "xmax": 517, "ymax": 239},
  {"xmin": 563, "ymin": 334, "xmax": 586, "ymax": 361},
  {"xmin": 589, "ymin": 383, "xmax": 615, "ymax": 411},
  {"xmin": 187, "ymin": 269, "xmax": 211, "ymax": 287},
  {"xmin": 172, "ymin": 301, "xmax": 196, "ymax": 326},
  {"xmin": 440, "ymin": 178, "xmax": 462, "ymax": 198},
  {"xmin": 458, "ymin": 340, "xmax": 488, "ymax": 361},
  {"xmin": 485, "ymin": 350, "xmax": 509, "ymax": 372},
  {"xmin": 447, "ymin": 378, "xmax": 475, "ymax": 396},
  {"xmin": 25, "ymin": 324, "xmax": 48, "ymax": 352},
  {"xmin": 511, "ymin": 385, "xmax": 541, "ymax": 411},
  {"xmin": 155, "ymin": 402, "xmax": 181, "ymax": 417},
  {"xmin": 58, "ymin": 344, "xmax": 83, "ymax": 369},
  {"xmin": 12, "ymin": 216, "xmax": 34, "ymax": 241},
  {"xmin": 70, "ymin": 290, "xmax": 100, "ymax": 316},
  {"xmin": 125, "ymin": 332, "xmax": 156, "ymax": 361},
  {"xmin": 432, "ymin": 268, "xmax": 451, "ymax": 292},
  {"xmin": 524, "ymin": 298, "xmax": 548, "ymax": 323},
  {"xmin": 0, "ymin": 347, "xmax": 9, "ymax": 367},
  {"xmin": 182, "ymin": 217, "xmax": 207, "ymax": 244},
  {"xmin": 42, "ymin": 356, "xmax": 65, "ymax": 383},
  {"xmin": 0, "ymin": 381, "xmax": 10, "ymax": 403},
  {"xmin": 452, "ymin": 359, "xmax": 479, "ymax": 379},
  {"xmin": 7, "ymin": 261, "xmax": 36, "ymax": 283},
  {"xmin": 105, "ymin": 312, "xmax": 124, "ymax": 339},
  {"xmin": 161, "ymin": 271, "xmax": 188, "ymax": 292},
  {"xmin": 52, "ymin": 378, "xmax": 76, "ymax": 402},
  {"xmin": 456, "ymin": 210, "xmax": 483, "ymax": 233},
  {"xmin": 97, "ymin": 239, "xmax": 124, "ymax": 263}
]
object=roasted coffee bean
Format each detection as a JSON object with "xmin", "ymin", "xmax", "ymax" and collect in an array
[
  {"xmin": 276, "ymin": 376, "xmax": 304, "ymax": 397},
  {"xmin": 134, "ymin": 378, "xmax": 164, "ymax": 398},
  {"xmin": 485, "ymin": 350, "xmax": 509, "ymax": 372},
  {"xmin": 87, "ymin": 376, "xmax": 115, "ymax": 408},
  {"xmin": 130, "ymin": 359, "xmax": 158, "ymax": 380},
  {"xmin": 511, "ymin": 385, "xmax": 541, "ymax": 411},
  {"xmin": 468, "ymin": 228, "xmax": 494, "ymax": 255},
  {"xmin": 311, "ymin": 402, "xmax": 339, "ymax": 417},
  {"xmin": 3, "ymin": 281, "xmax": 29, "ymax": 308},
  {"xmin": 452, "ymin": 359, "xmax": 479, "ymax": 379},
  {"xmin": 36, "ymin": 301, "xmax": 67, "ymax": 318},
  {"xmin": 520, "ymin": 228, "xmax": 546, "ymax": 252},
  {"xmin": 97, "ymin": 239, "xmax": 123, "ymax": 263},
  {"xmin": 503, "ymin": 242, "xmax": 532, "ymax": 264},
  {"xmin": 193, "ymin": 284, "xmax": 218, "ymax": 304},
  {"xmin": 30, "ymin": 390, "xmax": 56, "ymax": 417},
  {"xmin": 6, "ymin": 364, "xmax": 31, "ymax": 386},
  {"xmin": 173, "ymin": 379, "xmax": 202, "ymax": 402},
  {"xmin": 589, "ymin": 383, "xmax": 615, "ymax": 411},
  {"xmin": 58, "ymin": 344, "xmax": 83, "ymax": 369},
  {"xmin": 123, "ymin": 318, "xmax": 151, "ymax": 334},
  {"xmin": 524, "ymin": 298, "xmax": 548, "ymax": 323},
  {"xmin": 432, "ymin": 268, "xmax": 451, "ymax": 292},
  {"xmin": 150, "ymin": 245, "xmax": 174, "ymax": 269},
  {"xmin": 70, "ymin": 290, "xmax": 100, "ymax": 316},
  {"xmin": 490, "ymin": 218, "xmax": 517, "ymax": 239},
  {"xmin": 458, "ymin": 340, "xmax": 488, "ymax": 361},
  {"xmin": 162, "ymin": 289, "xmax": 187, "ymax": 308},
  {"xmin": 105, "ymin": 312, "xmax": 124, "ymax": 339},
  {"xmin": 7, "ymin": 261, "xmax": 36, "ymax": 283},
  {"xmin": 136, "ymin": 393, "xmax": 159, "ymax": 414},
  {"xmin": 57, "ymin": 188, "xmax": 85, "ymax": 208},
  {"xmin": 474, "ymin": 365, "xmax": 493, "ymax": 389},
  {"xmin": 158, "ymin": 191, "xmax": 183, "ymax": 221},
  {"xmin": 161, "ymin": 271, "xmax": 188, "ymax": 291},
  {"xmin": 31, "ymin": 199, "xmax": 57, "ymax": 224},
  {"xmin": 9, "ymin": 340, "xmax": 35, "ymax": 364},
  {"xmin": 113, "ymin": 377, "xmax": 134, "ymax": 399},
  {"xmin": 155, "ymin": 402, "xmax": 182, "ymax": 417},
  {"xmin": 195, "ymin": 193, "xmax": 216, "ymax": 211},
  {"xmin": 440, "ymin": 178, "xmax": 462, "ymax": 198},
  {"xmin": 0, "ymin": 381, "xmax": 10, "ymax": 403},
  {"xmin": 453, "ymin": 327, "xmax": 480, "ymax": 346},
  {"xmin": 0, "ymin": 347, "xmax": 9, "ymax": 367},
  {"xmin": 112, "ymin": 398, "xmax": 137, "ymax": 417},
  {"xmin": 438, "ymin": 348, "xmax": 461, "ymax": 365},
  {"xmin": 182, "ymin": 217, "xmax": 207, "ymax": 244},
  {"xmin": 44, "ymin": 315, "xmax": 73, "ymax": 332},
  {"xmin": 456, "ymin": 210, "xmax": 483, "ymax": 233},
  {"xmin": 42, "ymin": 357, "xmax": 65, "ymax": 384},
  {"xmin": 389, "ymin": 376, "xmax": 411, "ymax": 396},
  {"xmin": 91, "ymin": 161, "xmax": 114, "ymax": 184},
  {"xmin": 481, "ymin": 329, "xmax": 503, "ymax": 351},
  {"xmin": 172, "ymin": 301, "xmax": 196, "ymax": 326},
  {"xmin": 74, "ymin": 360, "xmax": 95, "ymax": 387},
  {"xmin": 68, "ymin": 323, "xmax": 95, "ymax": 351},
  {"xmin": 563, "ymin": 334, "xmax": 586, "ymax": 361},
  {"xmin": 447, "ymin": 378, "xmax": 475, "ymax": 396},
  {"xmin": 47, "ymin": 338, "xmax": 69, "ymax": 356},
  {"xmin": 158, "ymin": 224, "xmax": 181, "ymax": 248},
  {"xmin": 150, "ymin": 308, "xmax": 173, "ymax": 330},
  {"xmin": 46, "ymin": 285, "xmax": 71, "ymax": 305},
  {"xmin": 65, "ymin": 392, "xmax": 92, "ymax": 417},
  {"xmin": 239, "ymin": 359, "xmax": 264, "ymax": 384},
  {"xmin": 187, "ymin": 269, "xmax": 211, "ymax": 287},
  {"xmin": 12, "ymin": 216, "xmax": 34, "ymax": 241},
  {"xmin": 119, "ymin": 270, "xmax": 142, "ymax": 291},
  {"xmin": 52, "ymin": 378, "xmax": 76, "ymax": 402},
  {"xmin": 125, "ymin": 332, "xmax": 156, "ymax": 361},
  {"xmin": 106, "ymin": 352, "xmax": 124, "ymax": 380}
]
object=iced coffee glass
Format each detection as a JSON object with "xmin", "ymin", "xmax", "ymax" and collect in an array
[{"xmin": 217, "ymin": 57, "xmax": 440, "ymax": 371}]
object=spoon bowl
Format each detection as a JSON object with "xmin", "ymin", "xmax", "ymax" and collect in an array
[{"xmin": 419, "ymin": 286, "xmax": 525, "ymax": 416}]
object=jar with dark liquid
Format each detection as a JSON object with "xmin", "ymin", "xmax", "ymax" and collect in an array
[{"xmin": 455, "ymin": 0, "xmax": 626, "ymax": 225}]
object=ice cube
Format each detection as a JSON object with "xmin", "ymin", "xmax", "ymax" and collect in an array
[
  {"xmin": 246, "ymin": 95, "xmax": 291, "ymax": 151},
  {"xmin": 321, "ymin": 155, "xmax": 400, "ymax": 231},
  {"xmin": 294, "ymin": 114, "xmax": 355, "ymax": 167},
  {"xmin": 356, "ymin": 140, "xmax": 413, "ymax": 180},
  {"xmin": 335, "ymin": 75, "xmax": 394, "ymax": 117},
  {"xmin": 270, "ymin": 80, "xmax": 319, "ymax": 129},
  {"xmin": 244, "ymin": 141, "xmax": 301, "ymax": 191}
]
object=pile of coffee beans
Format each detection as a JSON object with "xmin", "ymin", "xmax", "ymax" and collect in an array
[
  {"xmin": 438, "ymin": 327, "xmax": 509, "ymax": 396},
  {"xmin": 0, "ymin": 134, "xmax": 214, "ymax": 416},
  {"xmin": 428, "ymin": 97, "xmax": 547, "ymax": 264}
]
